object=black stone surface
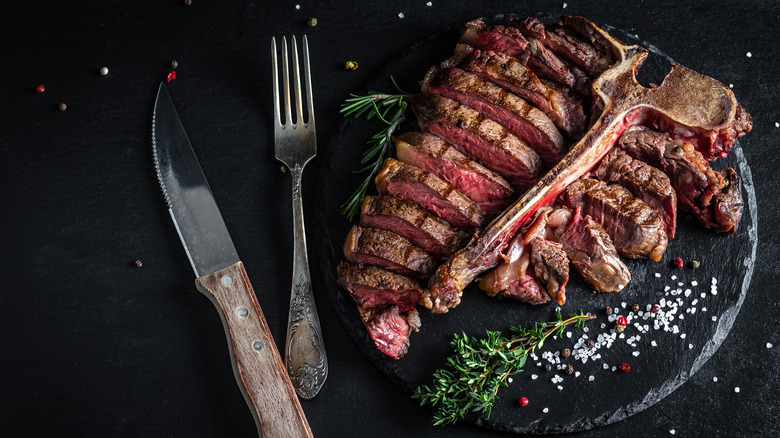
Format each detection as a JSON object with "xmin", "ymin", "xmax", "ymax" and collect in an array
[{"xmin": 2, "ymin": 1, "xmax": 778, "ymax": 437}]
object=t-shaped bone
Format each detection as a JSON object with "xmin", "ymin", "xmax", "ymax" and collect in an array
[{"xmin": 422, "ymin": 17, "xmax": 744, "ymax": 314}]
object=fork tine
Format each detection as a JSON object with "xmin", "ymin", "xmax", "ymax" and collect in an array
[
  {"xmin": 281, "ymin": 36, "xmax": 293, "ymax": 125},
  {"xmin": 302, "ymin": 35, "xmax": 315, "ymax": 127},
  {"xmin": 291, "ymin": 36, "xmax": 304, "ymax": 126},
  {"xmin": 271, "ymin": 37, "xmax": 281, "ymax": 127}
]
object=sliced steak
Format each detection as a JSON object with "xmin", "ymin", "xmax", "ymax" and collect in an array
[
  {"xmin": 395, "ymin": 132, "xmax": 514, "ymax": 215},
  {"xmin": 375, "ymin": 158, "xmax": 485, "ymax": 230},
  {"xmin": 343, "ymin": 226, "xmax": 438, "ymax": 281},
  {"xmin": 560, "ymin": 16, "xmax": 618, "ymax": 66},
  {"xmin": 460, "ymin": 18, "xmax": 528, "ymax": 58},
  {"xmin": 529, "ymin": 237, "xmax": 569, "ymax": 305},
  {"xmin": 337, "ymin": 262, "xmax": 422, "ymax": 312},
  {"xmin": 457, "ymin": 46, "xmax": 586, "ymax": 137},
  {"xmin": 561, "ymin": 178, "xmax": 668, "ymax": 261},
  {"xmin": 411, "ymin": 94, "xmax": 543, "ymax": 189},
  {"xmin": 512, "ymin": 17, "xmax": 612, "ymax": 76},
  {"xmin": 477, "ymin": 233, "xmax": 549, "ymax": 305},
  {"xmin": 421, "ymin": 67, "xmax": 565, "ymax": 165},
  {"xmin": 520, "ymin": 36, "xmax": 576, "ymax": 88},
  {"xmin": 359, "ymin": 195, "xmax": 468, "ymax": 257},
  {"xmin": 595, "ymin": 147, "xmax": 678, "ymax": 238},
  {"xmin": 618, "ymin": 125, "xmax": 743, "ymax": 233},
  {"xmin": 359, "ymin": 305, "xmax": 421, "ymax": 360},
  {"xmin": 556, "ymin": 213, "xmax": 631, "ymax": 292}
]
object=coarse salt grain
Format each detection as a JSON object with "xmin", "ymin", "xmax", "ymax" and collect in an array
[
  {"xmin": 691, "ymin": 280, "xmax": 698, "ymax": 286},
  {"xmin": 426, "ymin": 1, "xmax": 432, "ymax": 5},
  {"xmin": 729, "ymin": 83, "xmax": 734, "ymax": 88},
  {"xmin": 588, "ymin": 375, "xmax": 595, "ymax": 381},
  {"xmin": 768, "ymin": 343, "xmax": 774, "ymax": 349},
  {"xmin": 776, "ymin": 122, "xmax": 780, "ymax": 128},
  {"xmin": 712, "ymin": 316, "xmax": 718, "ymax": 322},
  {"xmin": 671, "ymin": 275, "xmax": 677, "ymax": 280},
  {"xmin": 543, "ymin": 407, "xmax": 549, "ymax": 413},
  {"xmin": 563, "ymin": 2, "xmax": 568, "ymax": 8},
  {"xmin": 655, "ymin": 272, "xmax": 661, "ymax": 278},
  {"xmin": 632, "ymin": 351, "xmax": 640, "ymax": 357},
  {"xmin": 398, "ymin": 12, "xmax": 405, "ymax": 18},
  {"xmin": 508, "ymin": 377, "xmax": 513, "ymax": 383},
  {"xmin": 670, "ymin": 430, "xmax": 676, "ymax": 435},
  {"xmin": 688, "ymin": 344, "xmax": 694, "ymax": 349},
  {"xmin": 746, "ymin": 52, "xmax": 752, "ymax": 57},
  {"xmin": 557, "ymin": 385, "xmax": 563, "ymax": 390},
  {"xmin": 531, "ymin": 374, "xmax": 538, "ymax": 380},
  {"xmin": 713, "ymin": 376, "xmax": 718, "ymax": 382},
  {"xmin": 295, "ymin": 4, "xmax": 300, "ymax": 9},
  {"xmin": 575, "ymin": 371, "xmax": 580, "ymax": 377},
  {"xmin": 734, "ymin": 387, "xmax": 740, "ymax": 393},
  {"xmin": 651, "ymin": 340, "xmax": 657, "ymax": 347}
]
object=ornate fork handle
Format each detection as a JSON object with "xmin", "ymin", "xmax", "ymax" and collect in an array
[{"xmin": 285, "ymin": 162, "xmax": 328, "ymax": 399}]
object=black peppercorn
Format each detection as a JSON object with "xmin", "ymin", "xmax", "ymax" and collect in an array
[
  {"xmin": 135, "ymin": 259, "xmax": 143, "ymax": 268},
  {"xmin": 605, "ymin": 306, "xmax": 613, "ymax": 316},
  {"xmin": 587, "ymin": 340, "xmax": 595, "ymax": 349},
  {"xmin": 561, "ymin": 348, "xmax": 571, "ymax": 358},
  {"xmin": 171, "ymin": 60, "xmax": 179, "ymax": 69},
  {"xmin": 631, "ymin": 303, "xmax": 640, "ymax": 312},
  {"xmin": 58, "ymin": 103, "xmax": 67, "ymax": 112},
  {"xmin": 544, "ymin": 364, "xmax": 552, "ymax": 372},
  {"xmin": 564, "ymin": 364, "xmax": 574, "ymax": 375},
  {"xmin": 183, "ymin": 0, "xmax": 192, "ymax": 5}
]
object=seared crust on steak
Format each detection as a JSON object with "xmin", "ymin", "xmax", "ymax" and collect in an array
[
  {"xmin": 337, "ymin": 262, "xmax": 423, "ymax": 312},
  {"xmin": 375, "ymin": 158, "xmax": 485, "ymax": 230},
  {"xmin": 411, "ymin": 94, "xmax": 543, "ymax": 189},
  {"xmin": 595, "ymin": 147, "xmax": 678, "ymax": 238},
  {"xmin": 421, "ymin": 67, "xmax": 565, "ymax": 166},
  {"xmin": 395, "ymin": 132, "xmax": 514, "ymax": 215},
  {"xmin": 619, "ymin": 125, "xmax": 743, "ymax": 233},
  {"xmin": 530, "ymin": 237, "xmax": 569, "ymax": 305},
  {"xmin": 360, "ymin": 195, "xmax": 469, "ymax": 257},
  {"xmin": 561, "ymin": 178, "xmax": 668, "ymax": 261},
  {"xmin": 343, "ymin": 226, "xmax": 438, "ymax": 281}
]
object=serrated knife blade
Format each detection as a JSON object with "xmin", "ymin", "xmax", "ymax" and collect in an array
[{"xmin": 152, "ymin": 83, "xmax": 313, "ymax": 438}]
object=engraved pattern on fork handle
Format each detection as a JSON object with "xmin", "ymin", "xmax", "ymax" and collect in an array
[{"xmin": 285, "ymin": 163, "xmax": 328, "ymax": 399}]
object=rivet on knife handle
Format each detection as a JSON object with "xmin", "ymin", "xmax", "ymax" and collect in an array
[{"xmin": 196, "ymin": 262, "xmax": 313, "ymax": 438}]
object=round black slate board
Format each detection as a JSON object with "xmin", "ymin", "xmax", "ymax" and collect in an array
[{"xmin": 314, "ymin": 15, "xmax": 758, "ymax": 434}]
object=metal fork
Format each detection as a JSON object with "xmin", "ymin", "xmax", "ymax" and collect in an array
[{"xmin": 271, "ymin": 35, "xmax": 328, "ymax": 399}]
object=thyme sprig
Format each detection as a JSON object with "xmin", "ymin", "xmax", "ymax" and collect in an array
[
  {"xmin": 413, "ymin": 310, "xmax": 595, "ymax": 426},
  {"xmin": 339, "ymin": 76, "xmax": 409, "ymax": 221}
]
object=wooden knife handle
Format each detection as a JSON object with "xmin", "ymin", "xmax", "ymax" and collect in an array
[{"xmin": 195, "ymin": 261, "xmax": 313, "ymax": 438}]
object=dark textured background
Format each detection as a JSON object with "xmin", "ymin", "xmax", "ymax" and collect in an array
[{"xmin": 2, "ymin": 1, "xmax": 778, "ymax": 437}]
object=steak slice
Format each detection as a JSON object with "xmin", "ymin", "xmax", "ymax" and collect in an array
[
  {"xmin": 343, "ymin": 226, "xmax": 438, "ymax": 281},
  {"xmin": 337, "ymin": 262, "xmax": 422, "ymax": 312},
  {"xmin": 460, "ymin": 18, "xmax": 528, "ymax": 58},
  {"xmin": 395, "ymin": 132, "xmax": 514, "ymax": 215},
  {"xmin": 421, "ymin": 67, "xmax": 565, "ymax": 166},
  {"xmin": 529, "ymin": 237, "xmax": 569, "ymax": 305},
  {"xmin": 560, "ymin": 16, "xmax": 618, "ymax": 66},
  {"xmin": 359, "ymin": 195, "xmax": 468, "ymax": 257},
  {"xmin": 556, "ymin": 213, "xmax": 631, "ymax": 292},
  {"xmin": 375, "ymin": 158, "xmax": 485, "ymax": 230},
  {"xmin": 411, "ymin": 94, "xmax": 543, "ymax": 189},
  {"xmin": 512, "ymin": 17, "xmax": 612, "ymax": 76},
  {"xmin": 561, "ymin": 178, "xmax": 668, "ymax": 261},
  {"xmin": 359, "ymin": 305, "xmax": 421, "ymax": 360},
  {"xmin": 595, "ymin": 147, "xmax": 678, "ymax": 238},
  {"xmin": 457, "ymin": 46, "xmax": 586, "ymax": 137},
  {"xmin": 520, "ymin": 36, "xmax": 576, "ymax": 88},
  {"xmin": 477, "ymin": 233, "xmax": 549, "ymax": 305},
  {"xmin": 618, "ymin": 125, "xmax": 743, "ymax": 233}
]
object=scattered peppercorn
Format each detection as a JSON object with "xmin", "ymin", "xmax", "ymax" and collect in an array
[
  {"xmin": 673, "ymin": 257, "xmax": 684, "ymax": 268},
  {"xmin": 561, "ymin": 348, "xmax": 571, "ymax": 358},
  {"xmin": 307, "ymin": 18, "xmax": 318, "ymax": 27},
  {"xmin": 617, "ymin": 316, "xmax": 627, "ymax": 326},
  {"xmin": 544, "ymin": 364, "xmax": 552, "ymax": 372},
  {"xmin": 651, "ymin": 305, "xmax": 660, "ymax": 314},
  {"xmin": 99, "ymin": 66, "xmax": 109, "ymax": 76},
  {"xmin": 631, "ymin": 303, "xmax": 640, "ymax": 312},
  {"xmin": 171, "ymin": 60, "xmax": 179, "ymax": 69},
  {"xmin": 36, "ymin": 84, "xmax": 45, "ymax": 94},
  {"xmin": 614, "ymin": 324, "xmax": 625, "ymax": 334},
  {"xmin": 690, "ymin": 260, "xmax": 700, "ymax": 269},
  {"xmin": 605, "ymin": 306, "xmax": 613, "ymax": 316},
  {"xmin": 58, "ymin": 103, "xmax": 67, "ymax": 112},
  {"xmin": 518, "ymin": 397, "xmax": 529, "ymax": 407},
  {"xmin": 135, "ymin": 259, "xmax": 143, "ymax": 268},
  {"xmin": 167, "ymin": 71, "xmax": 177, "ymax": 82},
  {"xmin": 619, "ymin": 362, "xmax": 630, "ymax": 372},
  {"xmin": 183, "ymin": 0, "xmax": 192, "ymax": 5},
  {"xmin": 586, "ymin": 340, "xmax": 596, "ymax": 349},
  {"xmin": 344, "ymin": 61, "xmax": 358, "ymax": 71},
  {"xmin": 564, "ymin": 364, "xmax": 574, "ymax": 375}
]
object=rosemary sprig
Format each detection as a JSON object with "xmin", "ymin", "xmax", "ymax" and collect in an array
[
  {"xmin": 412, "ymin": 310, "xmax": 595, "ymax": 426},
  {"xmin": 339, "ymin": 76, "xmax": 409, "ymax": 221}
]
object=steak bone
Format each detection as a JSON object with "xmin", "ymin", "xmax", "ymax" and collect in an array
[{"xmin": 422, "ymin": 16, "xmax": 744, "ymax": 313}]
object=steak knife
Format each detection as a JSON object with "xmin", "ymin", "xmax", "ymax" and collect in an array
[{"xmin": 152, "ymin": 83, "xmax": 313, "ymax": 438}]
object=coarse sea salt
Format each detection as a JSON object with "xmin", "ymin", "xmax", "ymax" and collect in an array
[
  {"xmin": 655, "ymin": 272, "xmax": 661, "ymax": 278},
  {"xmin": 588, "ymin": 375, "xmax": 595, "ymax": 381},
  {"xmin": 713, "ymin": 376, "xmax": 718, "ymax": 382},
  {"xmin": 670, "ymin": 430, "xmax": 676, "ymax": 435},
  {"xmin": 746, "ymin": 52, "xmax": 753, "ymax": 57},
  {"xmin": 734, "ymin": 387, "xmax": 741, "ymax": 393},
  {"xmin": 426, "ymin": 1, "xmax": 432, "ymax": 5},
  {"xmin": 543, "ymin": 407, "xmax": 549, "ymax": 413},
  {"xmin": 398, "ymin": 12, "xmax": 405, "ymax": 18},
  {"xmin": 531, "ymin": 374, "xmax": 538, "ymax": 380},
  {"xmin": 768, "ymin": 343, "xmax": 774, "ymax": 349}
]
